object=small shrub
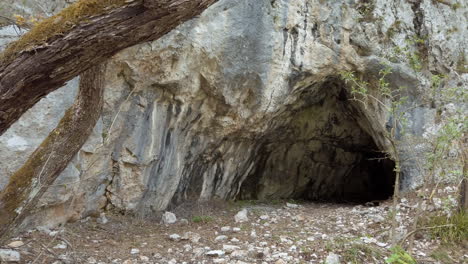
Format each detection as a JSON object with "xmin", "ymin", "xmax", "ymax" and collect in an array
[
  {"xmin": 386, "ymin": 246, "xmax": 416, "ymax": 264},
  {"xmin": 424, "ymin": 211, "xmax": 468, "ymax": 243},
  {"xmin": 191, "ymin": 215, "xmax": 213, "ymax": 223}
]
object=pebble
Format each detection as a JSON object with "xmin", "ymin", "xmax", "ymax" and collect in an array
[
  {"xmin": 215, "ymin": 235, "xmax": 228, "ymax": 241},
  {"xmin": 221, "ymin": 226, "xmax": 231, "ymax": 232},
  {"xmin": 130, "ymin": 248, "xmax": 140, "ymax": 254},
  {"xmin": 169, "ymin": 234, "xmax": 181, "ymax": 241},
  {"xmin": 231, "ymin": 250, "xmax": 248, "ymax": 259},
  {"xmin": 6, "ymin": 241, "xmax": 24, "ymax": 248},
  {"xmin": 286, "ymin": 203, "xmax": 299, "ymax": 209},
  {"xmin": 205, "ymin": 250, "xmax": 225, "ymax": 257},
  {"xmin": 53, "ymin": 242, "xmax": 67, "ymax": 249},
  {"xmin": 222, "ymin": 244, "xmax": 240, "ymax": 253}
]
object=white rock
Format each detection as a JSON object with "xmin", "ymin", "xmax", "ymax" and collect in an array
[
  {"xmin": 87, "ymin": 257, "xmax": 97, "ymax": 263},
  {"xmin": 286, "ymin": 203, "xmax": 299, "ymax": 209},
  {"xmin": 193, "ymin": 247, "xmax": 205, "ymax": 257},
  {"xmin": 235, "ymin": 209, "xmax": 249, "ymax": 223},
  {"xmin": 206, "ymin": 250, "xmax": 225, "ymax": 257},
  {"xmin": 231, "ymin": 250, "xmax": 248, "ymax": 259},
  {"xmin": 221, "ymin": 226, "xmax": 231, "ymax": 232},
  {"xmin": 130, "ymin": 248, "xmax": 140, "ymax": 254},
  {"xmin": 213, "ymin": 258, "xmax": 226, "ymax": 263},
  {"xmin": 162, "ymin": 212, "xmax": 177, "ymax": 224},
  {"xmin": 53, "ymin": 242, "xmax": 67, "ymax": 249},
  {"xmin": 0, "ymin": 249, "xmax": 20, "ymax": 262},
  {"xmin": 260, "ymin": 215, "xmax": 269, "ymax": 220},
  {"xmin": 250, "ymin": 230, "xmax": 257, "ymax": 238},
  {"xmin": 232, "ymin": 227, "xmax": 241, "ymax": 233},
  {"xmin": 223, "ymin": 244, "xmax": 240, "ymax": 253},
  {"xmin": 98, "ymin": 213, "xmax": 109, "ymax": 224},
  {"xmin": 6, "ymin": 241, "xmax": 24, "ymax": 248},
  {"xmin": 215, "ymin": 235, "xmax": 228, "ymax": 241},
  {"xmin": 182, "ymin": 232, "xmax": 201, "ymax": 243},
  {"xmin": 183, "ymin": 244, "xmax": 192, "ymax": 252},
  {"xmin": 169, "ymin": 234, "xmax": 181, "ymax": 241},
  {"xmin": 140, "ymin": 255, "xmax": 149, "ymax": 262},
  {"xmin": 325, "ymin": 252, "xmax": 340, "ymax": 264}
]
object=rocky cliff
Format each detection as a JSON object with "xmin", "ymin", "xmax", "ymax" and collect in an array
[{"xmin": 0, "ymin": 0, "xmax": 466, "ymax": 228}]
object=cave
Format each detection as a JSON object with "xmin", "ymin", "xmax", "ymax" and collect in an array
[{"xmin": 238, "ymin": 78, "xmax": 396, "ymax": 203}]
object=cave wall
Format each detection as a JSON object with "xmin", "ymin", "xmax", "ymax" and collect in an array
[
  {"xmin": 239, "ymin": 79, "xmax": 396, "ymax": 202},
  {"xmin": 0, "ymin": 0, "xmax": 467, "ymax": 227}
]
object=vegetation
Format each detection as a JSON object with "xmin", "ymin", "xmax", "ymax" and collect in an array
[
  {"xmin": 340, "ymin": 42, "xmax": 467, "ymax": 252},
  {"xmin": 386, "ymin": 246, "xmax": 416, "ymax": 264},
  {"xmin": 191, "ymin": 215, "xmax": 213, "ymax": 223},
  {"xmin": 423, "ymin": 211, "xmax": 468, "ymax": 243},
  {"xmin": 0, "ymin": 0, "xmax": 128, "ymax": 64}
]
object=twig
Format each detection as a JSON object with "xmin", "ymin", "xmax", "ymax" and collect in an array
[
  {"xmin": 400, "ymin": 224, "xmax": 455, "ymax": 244},
  {"xmin": 31, "ymin": 234, "xmax": 58, "ymax": 264}
]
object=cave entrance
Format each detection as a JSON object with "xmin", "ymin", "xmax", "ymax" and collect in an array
[{"xmin": 239, "ymin": 78, "xmax": 396, "ymax": 203}]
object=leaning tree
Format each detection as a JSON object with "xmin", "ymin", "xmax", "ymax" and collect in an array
[{"xmin": 0, "ymin": 0, "xmax": 218, "ymax": 243}]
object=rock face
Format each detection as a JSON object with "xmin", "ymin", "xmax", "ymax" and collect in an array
[{"xmin": 0, "ymin": 0, "xmax": 467, "ymax": 226}]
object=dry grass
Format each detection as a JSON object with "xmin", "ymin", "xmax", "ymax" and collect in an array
[{"xmin": 0, "ymin": 0, "xmax": 128, "ymax": 64}]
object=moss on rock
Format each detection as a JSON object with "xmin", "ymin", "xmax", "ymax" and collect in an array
[{"xmin": 0, "ymin": 0, "xmax": 128, "ymax": 64}]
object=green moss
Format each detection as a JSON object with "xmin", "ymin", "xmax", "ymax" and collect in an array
[
  {"xmin": 456, "ymin": 53, "xmax": 468, "ymax": 74},
  {"xmin": 356, "ymin": 0, "xmax": 376, "ymax": 22},
  {"xmin": 452, "ymin": 2, "xmax": 462, "ymax": 10},
  {"xmin": 0, "ymin": 0, "xmax": 128, "ymax": 64},
  {"xmin": 386, "ymin": 20, "xmax": 402, "ymax": 39}
]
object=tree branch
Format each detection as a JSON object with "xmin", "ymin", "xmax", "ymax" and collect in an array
[{"xmin": 0, "ymin": 0, "xmax": 217, "ymax": 135}]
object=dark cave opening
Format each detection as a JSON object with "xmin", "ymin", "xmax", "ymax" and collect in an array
[{"xmin": 238, "ymin": 79, "xmax": 396, "ymax": 203}]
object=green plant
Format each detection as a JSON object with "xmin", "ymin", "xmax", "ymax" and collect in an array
[
  {"xmin": 452, "ymin": 2, "xmax": 462, "ymax": 10},
  {"xmin": 341, "ymin": 65, "xmax": 409, "ymax": 244},
  {"xmin": 386, "ymin": 246, "xmax": 416, "ymax": 264},
  {"xmin": 456, "ymin": 52, "xmax": 468, "ymax": 73},
  {"xmin": 191, "ymin": 215, "xmax": 213, "ymax": 223},
  {"xmin": 390, "ymin": 37, "xmax": 426, "ymax": 72},
  {"xmin": 430, "ymin": 246, "xmax": 457, "ymax": 263},
  {"xmin": 356, "ymin": 0, "xmax": 376, "ymax": 22},
  {"xmin": 423, "ymin": 211, "xmax": 468, "ymax": 243},
  {"xmin": 386, "ymin": 20, "xmax": 402, "ymax": 39}
]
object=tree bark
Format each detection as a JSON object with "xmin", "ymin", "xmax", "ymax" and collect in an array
[
  {"xmin": 0, "ymin": 63, "xmax": 106, "ymax": 244},
  {"xmin": 0, "ymin": 0, "xmax": 217, "ymax": 135}
]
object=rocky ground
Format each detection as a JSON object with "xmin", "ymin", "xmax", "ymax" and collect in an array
[{"xmin": 1, "ymin": 186, "xmax": 466, "ymax": 264}]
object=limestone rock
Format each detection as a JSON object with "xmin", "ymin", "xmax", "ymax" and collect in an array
[
  {"xmin": 325, "ymin": 252, "xmax": 340, "ymax": 264},
  {"xmin": 235, "ymin": 209, "xmax": 249, "ymax": 223},
  {"xmin": 162, "ymin": 212, "xmax": 177, "ymax": 224},
  {"xmin": 0, "ymin": 249, "xmax": 20, "ymax": 262},
  {"xmin": 0, "ymin": 0, "xmax": 466, "ymax": 229}
]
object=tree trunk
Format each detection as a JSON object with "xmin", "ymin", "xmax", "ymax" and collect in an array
[
  {"xmin": 0, "ymin": 0, "xmax": 217, "ymax": 135},
  {"xmin": 0, "ymin": 63, "xmax": 106, "ymax": 244}
]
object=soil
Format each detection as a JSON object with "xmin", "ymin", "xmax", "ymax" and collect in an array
[{"xmin": 2, "ymin": 186, "xmax": 467, "ymax": 264}]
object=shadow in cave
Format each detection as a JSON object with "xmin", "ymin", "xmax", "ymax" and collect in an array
[{"xmin": 238, "ymin": 78, "xmax": 396, "ymax": 204}]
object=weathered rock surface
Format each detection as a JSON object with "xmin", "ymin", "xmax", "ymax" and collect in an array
[{"xmin": 0, "ymin": 0, "xmax": 467, "ymax": 228}]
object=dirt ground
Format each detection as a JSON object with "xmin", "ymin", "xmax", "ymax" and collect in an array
[{"xmin": 2, "ymin": 187, "xmax": 467, "ymax": 264}]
